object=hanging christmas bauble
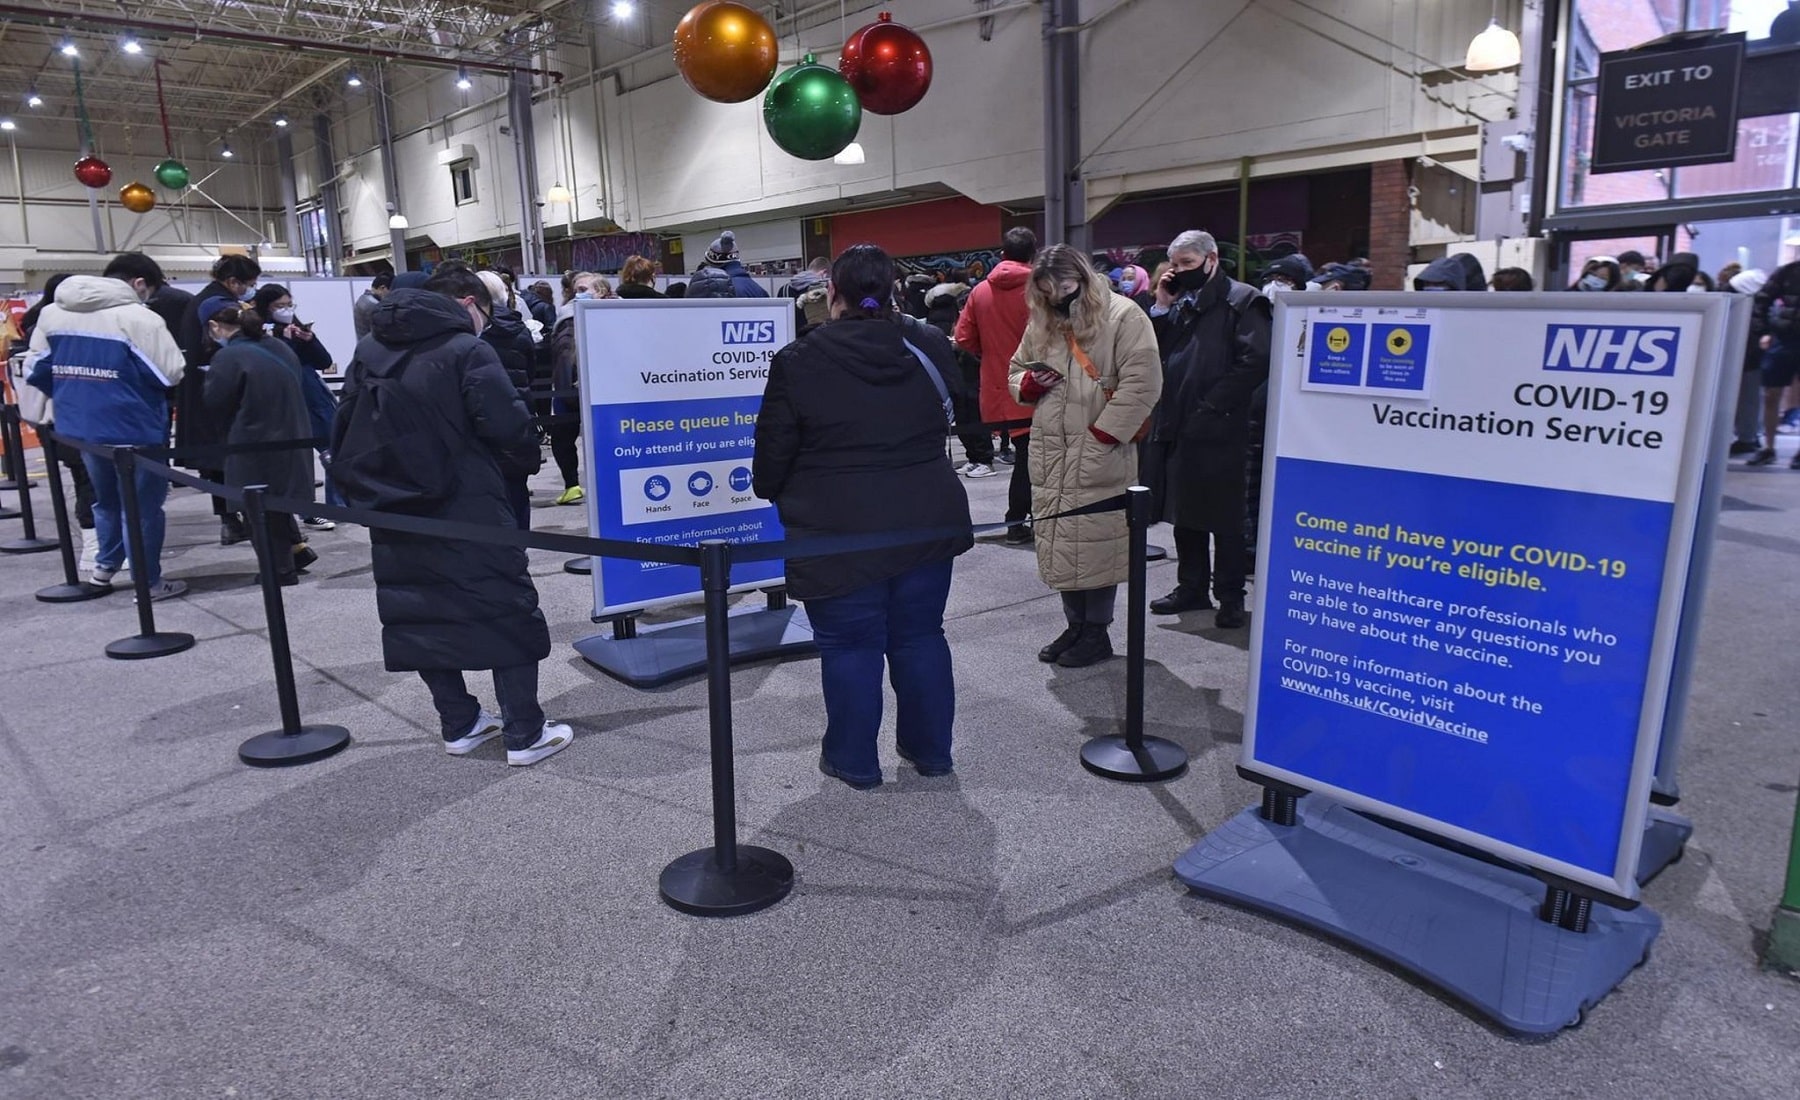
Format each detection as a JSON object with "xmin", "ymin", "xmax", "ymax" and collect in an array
[
  {"xmin": 153, "ymin": 158, "xmax": 191, "ymax": 190},
  {"xmin": 763, "ymin": 54, "xmax": 862, "ymax": 161},
  {"xmin": 120, "ymin": 181, "xmax": 157, "ymax": 214},
  {"xmin": 838, "ymin": 12, "xmax": 933, "ymax": 115},
  {"xmin": 673, "ymin": 1, "xmax": 779, "ymax": 104},
  {"xmin": 74, "ymin": 156, "xmax": 113, "ymax": 189}
]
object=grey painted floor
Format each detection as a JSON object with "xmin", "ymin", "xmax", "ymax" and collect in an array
[{"xmin": 2, "ymin": 442, "xmax": 1799, "ymax": 1099}]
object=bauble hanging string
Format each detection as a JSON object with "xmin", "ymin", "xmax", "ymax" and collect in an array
[
  {"xmin": 150, "ymin": 61, "xmax": 189, "ymax": 191},
  {"xmin": 69, "ymin": 58, "xmax": 112, "ymax": 189}
]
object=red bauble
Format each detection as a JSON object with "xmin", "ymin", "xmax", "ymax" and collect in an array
[
  {"xmin": 73, "ymin": 156, "xmax": 113, "ymax": 189},
  {"xmin": 838, "ymin": 12, "xmax": 933, "ymax": 115}
]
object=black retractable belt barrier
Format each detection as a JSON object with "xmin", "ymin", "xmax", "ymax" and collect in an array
[
  {"xmin": 564, "ymin": 556, "xmax": 592, "ymax": 575},
  {"xmin": 33, "ymin": 433, "xmax": 110, "ymax": 603},
  {"xmin": 1080, "ymin": 485, "xmax": 1188, "ymax": 782},
  {"xmin": 658, "ymin": 539, "xmax": 795, "ymax": 917},
  {"xmin": 235, "ymin": 485, "xmax": 351, "ymax": 767},
  {"xmin": 102, "ymin": 446, "xmax": 195, "ymax": 661},
  {"xmin": 0, "ymin": 406, "xmax": 57, "ymax": 552},
  {"xmin": 0, "ymin": 398, "xmax": 24, "ymax": 496}
]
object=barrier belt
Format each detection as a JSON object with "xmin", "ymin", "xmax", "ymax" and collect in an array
[
  {"xmin": 141, "ymin": 437, "xmax": 328, "ymax": 463},
  {"xmin": 732, "ymin": 494, "xmax": 1130, "ymax": 564}
]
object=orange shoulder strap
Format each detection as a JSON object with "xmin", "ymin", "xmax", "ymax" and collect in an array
[{"xmin": 1065, "ymin": 331, "xmax": 1102, "ymax": 386}]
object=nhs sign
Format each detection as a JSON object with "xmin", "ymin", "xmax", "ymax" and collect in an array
[
  {"xmin": 721, "ymin": 320, "xmax": 777, "ymax": 345},
  {"xmin": 1542, "ymin": 325, "xmax": 1679, "ymax": 376}
]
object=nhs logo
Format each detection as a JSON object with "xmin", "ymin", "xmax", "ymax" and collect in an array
[
  {"xmin": 721, "ymin": 320, "xmax": 777, "ymax": 345},
  {"xmin": 1542, "ymin": 325, "xmax": 1679, "ymax": 376}
]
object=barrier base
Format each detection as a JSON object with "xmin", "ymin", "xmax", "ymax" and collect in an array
[
  {"xmin": 1636, "ymin": 806, "xmax": 1692, "ymax": 886},
  {"xmin": 574, "ymin": 605, "xmax": 816, "ymax": 688},
  {"xmin": 1, "ymin": 536, "xmax": 61, "ymax": 554},
  {"xmin": 1145, "ymin": 543, "xmax": 1167, "ymax": 562},
  {"xmin": 239, "ymin": 724, "xmax": 352, "ymax": 768},
  {"xmin": 1080, "ymin": 734, "xmax": 1188, "ymax": 782},
  {"xmin": 659, "ymin": 844, "xmax": 794, "ymax": 917},
  {"xmin": 0, "ymin": 506, "xmax": 19, "ymax": 521},
  {"xmin": 1174, "ymin": 798, "xmax": 1660, "ymax": 1036},
  {"xmin": 564, "ymin": 556, "xmax": 592, "ymax": 575},
  {"xmin": 105, "ymin": 631, "xmax": 196, "ymax": 660},
  {"xmin": 36, "ymin": 581, "xmax": 113, "ymax": 603}
]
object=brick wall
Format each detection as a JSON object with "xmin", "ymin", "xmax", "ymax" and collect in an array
[{"xmin": 1368, "ymin": 159, "xmax": 1414, "ymax": 291}]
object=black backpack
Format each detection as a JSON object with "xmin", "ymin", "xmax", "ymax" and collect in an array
[{"xmin": 329, "ymin": 349, "xmax": 460, "ymax": 513}]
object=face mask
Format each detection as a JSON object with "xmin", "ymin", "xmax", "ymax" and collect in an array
[
  {"xmin": 1419, "ymin": 285, "xmax": 1450, "ymax": 292},
  {"xmin": 1119, "ymin": 276, "xmax": 1136, "ymax": 294},
  {"xmin": 1262, "ymin": 281, "xmax": 1292, "ymax": 296},
  {"xmin": 271, "ymin": 307, "xmax": 296, "ymax": 324},
  {"xmin": 575, "ymin": 290, "xmax": 594, "ymax": 300},
  {"xmin": 1170, "ymin": 265, "xmax": 1210, "ymax": 293},
  {"xmin": 1052, "ymin": 288, "xmax": 1081, "ymax": 316},
  {"xmin": 237, "ymin": 285, "xmax": 257, "ymax": 302},
  {"xmin": 1579, "ymin": 273, "xmax": 1609, "ymax": 291},
  {"xmin": 1686, "ymin": 283, "xmax": 1708, "ymax": 293}
]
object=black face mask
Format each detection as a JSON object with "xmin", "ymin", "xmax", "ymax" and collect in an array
[
  {"xmin": 1052, "ymin": 288, "xmax": 1081, "ymax": 316},
  {"xmin": 1170, "ymin": 264, "xmax": 1211, "ymax": 293}
]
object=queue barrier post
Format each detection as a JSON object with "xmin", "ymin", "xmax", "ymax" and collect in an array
[
  {"xmin": 564, "ymin": 556, "xmax": 592, "ymax": 575},
  {"xmin": 235, "ymin": 485, "xmax": 352, "ymax": 767},
  {"xmin": 103, "ymin": 446, "xmax": 196, "ymax": 660},
  {"xmin": 1, "ymin": 406, "xmax": 58, "ymax": 553},
  {"xmin": 1080, "ymin": 484, "xmax": 1189, "ymax": 782},
  {"xmin": 0, "ymin": 397, "xmax": 24, "ymax": 496},
  {"xmin": 34, "ymin": 433, "xmax": 111, "ymax": 603},
  {"xmin": 658, "ymin": 538, "xmax": 794, "ymax": 917}
]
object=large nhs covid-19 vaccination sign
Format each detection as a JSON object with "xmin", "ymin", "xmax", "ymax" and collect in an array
[
  {"xmin": 1245, "ymin": 294, "xmax": 1732, "ymax": 899},
  {"xmin": 575, "ymin": 299, "xmax": 796, "ymax": 617}
]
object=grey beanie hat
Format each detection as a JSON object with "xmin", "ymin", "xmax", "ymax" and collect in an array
[{"xmin": 705, "ymin": 230, "xmax": 738, "ymax": 265}]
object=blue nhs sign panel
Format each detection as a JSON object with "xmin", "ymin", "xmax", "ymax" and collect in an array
[
  {"xmin": 1542, "ymin": 325, "xmax": 1680, "ymax": 376},
  {"xmin": 721, "ymin": 320, "xmax": 777, "ymax": 345}
]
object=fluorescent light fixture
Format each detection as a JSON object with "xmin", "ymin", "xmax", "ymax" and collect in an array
[
  {"xmin": 833, "ymin": 141, "xmax": 866, "ymax": 166},
  {"xmin": 1465, "ymin": 20, "xmax": 1521, "ymax": 72},
  {"xmin": 274, "ymin": 112, "xmax": 289, "ymax": 128},
  {"xmin": 122, "ymin": 37, "xmax": 142, "ymax": 55},
  {"xmin": 60, "ymin": 39, "xmax": 79, "ymax": 57},
  {"xmin": 346, "ymin": 69, "xmax": 364, "ymax": 88},
  {"xmin": 611, "ymin": 0, "xmax": 636, "ymax": 17},
  {"xmin": 0, "ymin": 119, "xmax": 15, "ymax": 132},
  {"xmin": 455, "ymin": 67, "xmax": 473, "ymax": 91},
  {"xmin": 544, "ymin": 182, "xmax": 573, "ymax": 204},
  {"xmin": 26, "ymin": 87, "xmax": 43, "ymax": 108},
  {"xmin": 388, "ymin": 212, "xmax": 410, "ymax": 230}
]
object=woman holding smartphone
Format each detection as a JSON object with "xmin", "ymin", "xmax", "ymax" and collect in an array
[
  {"xmin": 253, "ymin": 284, "xmax": 342, "ymax": 524},
  {"xmin": 1009, "ymin": 246, "xmax": 1162, "ymax": 668}
]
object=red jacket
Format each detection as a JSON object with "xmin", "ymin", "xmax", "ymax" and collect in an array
[{"xmin": 953, "ymin": 260, "xmax": 1034, "ymax": 433}]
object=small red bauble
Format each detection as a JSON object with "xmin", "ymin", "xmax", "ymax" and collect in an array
[
  {"xmin": 838, "ymin": 12, "xmax": 933, "ymax": 116},
  {"xmin": 74, "ymin": 156, "xmax": 113, "ymax": 189}
]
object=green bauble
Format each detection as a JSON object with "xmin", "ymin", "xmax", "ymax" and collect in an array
[
  {"xmin": 762, "ymin": 54, "xmax": 862, "ymax": 161},
  {"xmin": 153, "ymin": 159, "xmax": 190, "ymax": 190}
]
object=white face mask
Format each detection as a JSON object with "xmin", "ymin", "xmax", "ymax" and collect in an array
[
  {"xmin": 1685, "ymin": 283, "xmax": 1708, "ymax": 293},
  {"xmin": 1262, "ymin": 281, "xmax": 1293, "ymax": 296},
  {"xmin": 1579, "ymin": 273, "xmax": 1609, "ymax": 291},
  {"xmin": 271, "ymin": 306, "xmax": 296, "ymax": 324}
]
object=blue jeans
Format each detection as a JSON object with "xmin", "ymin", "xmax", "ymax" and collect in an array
[
  {"xmin": 804, "ymin": 559, "xmax": 956, "ymax": 782},
  {"xmin": 82, "ymin": 451, "xmax": 167, "ymax": 586}
]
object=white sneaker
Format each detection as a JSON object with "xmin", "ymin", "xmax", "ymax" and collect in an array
[
  {"xmin": 302, "ymin": 517, "xmax": 336, "ymax": 532},
  {"xmin": 444, "ymin": 709, "xmax": 503, "ymax": 755},
  {"xmin": 78, "ymin": 528, "xmax": 100, "ymax": 577},
  {"xmin": 507, "ymin": 722, "xmax": 574, "ymax": 767},
  {"xmin": 954, "ymin": 461, "xmax": 976, "ymax": 475},
  {"xmin": 89, "ymin": 565, "xmax": 117, "ymax": 588},
  {"xmin": 137, "ymin": 579, "xmax": 187, "ymax": 602},
  {"xmin": 963, "ymin": 463, "xmax": 997, "ymax": 479}
]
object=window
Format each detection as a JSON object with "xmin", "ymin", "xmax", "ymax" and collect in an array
[{"xmin": 450, "ymin": 159, "xmax": 477, "ymax": 206}]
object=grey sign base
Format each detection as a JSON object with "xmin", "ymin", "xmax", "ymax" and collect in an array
[
  {"xmin": 574, "ymin": 605, "xmax": 817, "ymax": 688},
  {"xmin": 1174, "ymin": 799, "xmax": 1661, "ymax": 1036},
  {"xmin": 1636, "ymin": 806, "xmax": 1693, "ymax": 886}
]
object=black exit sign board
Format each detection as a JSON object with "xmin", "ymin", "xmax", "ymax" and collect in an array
[{"xmin": 1593, "ymin": 34, "xmax": 1746, "ymax": 174}]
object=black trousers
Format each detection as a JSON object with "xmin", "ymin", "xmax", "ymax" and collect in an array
[
  {"xmin": 1174, "ymin": 524, "xmax": 1247, "ymax": 602},
  {"xmin": 1006, "ymin": 432, "xmax": 1032, "ymax": 524},
  {"xmin": 546, "ymin": 421, "xmax": 581, "ymax": 488}
]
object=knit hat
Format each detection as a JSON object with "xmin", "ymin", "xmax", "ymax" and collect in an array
[
  {"xmin": 1730, "ymin": 268, "xmax": 1768, "ymax": 296},
  {"xmin": 705, "ymin": 231, "xmax": 739, "ymax": 265}
]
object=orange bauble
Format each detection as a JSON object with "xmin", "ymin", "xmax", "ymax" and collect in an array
[
  {"xmin": 673, "ymin": 1, "xmax": 779, "ymax": 104},
  {"xmin": 120, "ymin": 181, "xmax": 157, "ymax": 213}
]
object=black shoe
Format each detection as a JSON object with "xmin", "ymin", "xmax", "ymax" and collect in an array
[
  {"xmin": 1055, "ymin": 624, "xmax": 1114, "ymax": 668},
  {"xmin": 1038, "ymin": 625, "xmax": 1083, "ymax": 663},
  {"xmin": 818, "ymin": 756, "xmax": 882, "ymax": 790},
  {"xmin": 1729, "ymin": 440, "xmax": 1761, "ymax": 456},
  {"xmin": 1004, "ymin": 524, "xmax": 1034, "ymax": 545},
  {"xmin": 220, "ymin": 515, "xmax": 251, "ymax": 546},
  {"xmin": 292, "ymin": 545, "xmax": 318, "ymax": 573},
  {"xmin": 1747, "ymin": 447, "xmax": 1778, "ymax": 466},
  {"xmin": 276, "ymin": 572, "xmax": 299, "ymax": 588},
  {"xmin": 896, "ymin": 748, "xmax": 953, "ymax": 778},
  {"xmin": 1214, "ymin": 598, "xmax": 1247, "ymax": 629},
  {"xmin": 1150, "ymin": 587, "xmax": 1212, "ymax": 615}
]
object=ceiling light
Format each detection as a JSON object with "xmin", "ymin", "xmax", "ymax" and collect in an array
[
  {"xmin": 26, "ymin": 87, "xmax": 42, "ymax": 108},
  {"xmin": 122, "ymin": 37, "xmax": 142, "ymax": 55},
  {"xmin": 833, "ymin": 141, "xmax": 866, "ymax": 166},
  {"xmin": 60, "ymin": 39, "xmax": 79, "ymax": 57},
  {"xmin": 220, "ymin": 139, "xmax": 234, "ymax": 159},
  {"xmin": 1465, "ymin": 19, "xmax": 1522, "ymax": 72},
  {"xmin": 544, "ymin": 182, "xmax": 573, "ymax": 204},
  {"xmin": 611, "ymin": 0, "xmax": 636, "ymax": 17},
  {"xmin": 0, "ymin": 119, "xmax": 15, "ymax": 132},
  {"xmin": 274, "ymin": 112, "xmax": 289, "ymax": 128},
  {"xmin": 346, "ymin": 69, "xmax": 364, "ymax": 88},
  {"xmin": 455, "ymin": 67, "xmax": 473, "ymax": 91},
  {"xmin": 388, "ymin": 212, "xmax": 410, "ymax": 230}
]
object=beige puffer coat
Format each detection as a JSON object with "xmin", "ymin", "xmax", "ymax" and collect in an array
[{"xmin": 1008, "ymin": 293, "xmax": 1162, "ymax": 591}]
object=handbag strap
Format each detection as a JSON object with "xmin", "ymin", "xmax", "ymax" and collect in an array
[
  {"xmin": 902, "ymin": 337, "xmax": 955, "ymax": 424},
  {"xmin": 1065, "ymin": 331, "xmax": 1113, "ymax": 397}
]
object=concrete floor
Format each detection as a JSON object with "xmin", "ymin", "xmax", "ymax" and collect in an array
[{"xmin": 2, "ymin": 440, "xmax": 1798, "ymax": 1099}]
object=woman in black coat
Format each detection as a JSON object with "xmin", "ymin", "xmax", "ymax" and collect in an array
[
  {"xmin": 199, "ymin": 299, "xmax": 316, "ymax": 584},
  {"xmin": 753, "ymin": 245, "xmax": 974, "ymax": 790}
]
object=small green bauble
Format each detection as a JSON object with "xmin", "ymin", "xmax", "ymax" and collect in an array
[
  {"xmin": 153, "ymin": 159, "xmax": 190, "ymax": 190},
  {"xmin": 762, "ymin": 54, "xmax": 862, "ymax": 161}
]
